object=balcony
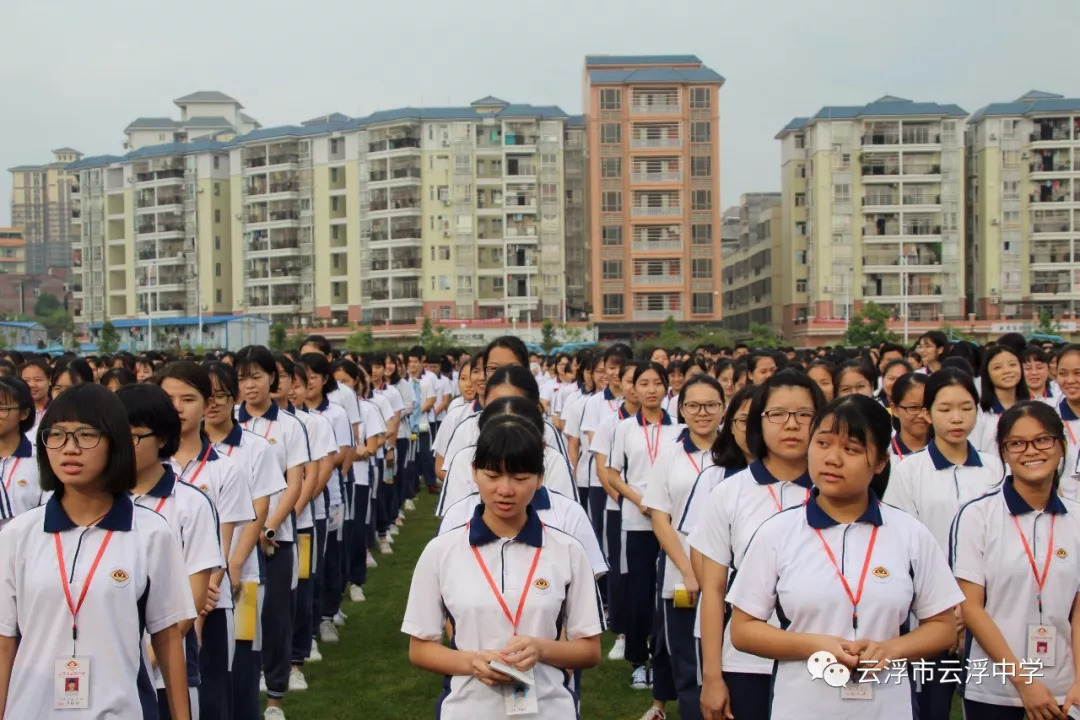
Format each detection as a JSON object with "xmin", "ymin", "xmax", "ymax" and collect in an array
[
  {"xmin": 632, "ymin": 205, "xmax": 682, "ymax": 218},
  {"xmin": 632, "ymin": 240, "xmax": 684, "ymax": 253},
  {"xmin": 861, "ymin": 164, "xmax": 901, "ymax": 177},
  {"xmin": 902, "ymin": 193, "xmax": 941, "ymax": 206},
  {"xmin": 1031, "ymin": 119, "xmax": 1072, "ymax": 143},
  {"xmin": 631, "ymin": 103, "xmax": 681, "ymax": 115},
  {"xmin": 134, "ymin": 169, "xmax": 185, "ymax": 184},
  {"xmin": 633, "ymin": 309, "xmax": 684, "ymax": 321},
  {"xmin": 246, "ymin": 209, "xmax": 300, "ymax": 225},
  {"xmin": 902, "ymin": 163, "xmax": 942, "ymax": 176},
  {"xmin": 504, "ymin": 133, "xmax": 538, "ymax": 147},
  {"xmin": 368, "ymin": 137, "xmax": 421, "ymax": 154},
  {"xmin": 631, "ymin": 137, "xmax": 682, "ymax": 150},
  {"xmin": 863, "ymin": 193, "xmax": 900, "ymax": 208},
  {"xmin": 633, "ymin": 274, "xmax": 683, "ymax": 286},
  {"xmin": 632, "ymin": 171, "xmax": 682, "ymax": 184},
  {"xmin": 266, "ymin": 153, "xmax": 300, "ymax": 169}
]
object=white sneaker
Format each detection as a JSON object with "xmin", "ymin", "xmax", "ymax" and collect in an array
[
  {"xmin": 630, "ymin": 665, "xmax": 650, "ymax": 690},
  {"xmin": 259, "ymin": 674, "xmax": 267, "ymax": 694},
  {"xmin": 404, "ymin": 499, "xmax": 416, "ymax": 512},
  {"xmin": 387, "ymin": 532, "xmax": 395, "ymax": 545},
  {"xmin": 398, "ymin": 510, "xmax": 406, "ymax": 521},
  {"xmin": 350, "ymin": 584, "xmax": 366, "ymax": 603},
  {"xmin": 333, "ymin": 610, "xmax": 347, "ymax": 627},
  {"xmin": 366, "ymin": 552, "xmax": 378, "ymax": 568},
  {"xmin": 264, "ymin": 707, "xmax": 285, "ymax": 720},
  {"xmin": 288, "ymin": 667, "xmax": 308, "ymax": 691},
  {"xmin": 319, "ymin": 619, "xmax": 339, "ymax": 643},
  {"xmin": 378, "ymin": 537, "xmax": 394, "ymax": 554},
  {"xmin": 637, "ymin": 707, "xmax": 666, "ymax": 720},
  {"xmin": 307, "ymin": 641, "xmax": 322, "ymax": 663},
  {"xmin": 389, "ymin": 524, "xmax": 400, "ymax": 536},
  {"xmin": 608, "ymin": 636, "xmax": 626, "ymax": 661}
]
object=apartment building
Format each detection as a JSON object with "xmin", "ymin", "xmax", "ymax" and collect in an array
[
  {"xmin": 123, "ymin": 91, "xmax": 260, "ymax": 150},
  {"xmin": 564, "ymin": 116, "xmax": 588, "ymax": 319},
  {"xmin": 967, "ymin": 91, "xmax": 1080, "ymax": 323},
  {"xmin": 8, "ymin": 148, "xmax": 82, "ymax": 274},
  {"xmin": 722, "ymin": 194, "xmax": 784, "ymax": 335},
  {"xmin": 585, "ymin": 54, "xmax": 725, "ymax": 331},
  {"xmin": 0, "ymin": 228, "xmax": 27, "ymax": 275},
  {"xmin": 778, "ymin": 96, "xmax": 967, "ymax": 344}
]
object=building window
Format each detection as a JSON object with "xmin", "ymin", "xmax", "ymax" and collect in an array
[
  {"xmin": 214, "ymin": 235, "xmax": 221, "ymax": 250},
  {"xmin": 692, "ymin": 224, "xmax": 712, "ymax": 245},
  {"xmin": 796, "ymin": 279, "xmax": 808, "ymax": 293},
  {"xmin": 690, "ymin": 122, "xmax": 711, "ymax": 143},
  {"xmin": 600, "ymin": 89, "xmax": 621, "ymax": 110},
  {"xmin": 692, "ymin": 258, "xmax": 712, "ymax": 279},
  {"xmin": 797, "ymin": 250, "xmax": 807, "ymax": 264},
  {"xmin": 603, "ymin": 293, "xmax": 624, "ymax": 315},
  {"xmin": 600, "ymin": 124, "xmax": 622, "ymax": 144},
  {"xmin": 692, "ymin": 293, "xmax": 714, "ymax": 314},
  {"xmin": 216, "ymin": 289, "xmax": 222, "ymax": 303},
  {"xmin": 794, "ymin": 193, "xmax": 806, "ymax": 207},
  {"xmin": 438, "ymin": 246, "xmax": 451, "ymax": 260},
  {"xmin": 215, "ymin": 262, "xmax": 221, "ymax": 277},
  {"xmin": 833, "ymin": 184, "xmax": 850, "ymax": 202},
  {"xmin": 692, "ymin": 190, "xmax": 712, "ymax": 211},
  {"xmin": 690, "ymin": 88, "xmax": 711, "ymax": 109},
  {"xmin": 601, "ymin": 158, "xmax": 622, "ymax": 178},
  {"xmin": 691, "ymin": 157, "xmax": 711, "ymax": 177},
  {"xmin": 601, "ymin": 191, "xmax": 622, "ymax": 212},
  {"xmin": 214, "ymin": 209, "xmax": 221, "ymax": 223},
  {"xmin": 213, "ymin": 183, "xmax": 221, "ymax": 197},
  {"xmin": 602, "ymin": 260, "xmax": 623, "ymax": 279},
  {"xmin": 213, "ymin": 156, "xmax": 220, "ymax": 170},
  {"xmin": 795, "ymin": 134, "xmax": 806, "ymax": 149},
  {"xmin": 796, "ymin": 221, "xmax": 807, "ymax": 236},
  {"xmin": 602, "ymin": 226, "xmax": 623, "ymax": 245}
]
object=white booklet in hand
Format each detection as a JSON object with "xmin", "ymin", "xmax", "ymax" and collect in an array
[{"xmin": 488, "ymin": 660, "xmax": 535, "ymax": 686}]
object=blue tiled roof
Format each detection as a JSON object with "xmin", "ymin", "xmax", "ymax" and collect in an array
[
  {"xmin": 471, "ymin": 96, "xmax": 509, "ymax": 107},
  {"xmin": 775, "ymin": 117, "xmax": 810, "ymax": 138},
  {"xmin": 566, "ymin": 114, "xmax": 585, "ymax": 128},
  {"xmin": 585, "ymin": 55, "xmax": 702, "ymax": 66},
  {"xmin": 125, "ymin": 117, "xmax": 179, "ymax": 130},
  {"xmin": 123, "ymin": 139, "xmax": 228, "ymax": 160},
  {"xmin": 301, "ymin": 112, "xmax": 350, "ymax": 126},
  {"xmin": 174, "ymin": 91, "xmax": 241, "ymax": 105},
  {"xmin": 809, "ymin": 97, "xmax": 967, "ymax": 123},
  {"xmin": 970, "ymin": 95, "xmax": 1080, "ymax": 123},
  {"xmin": 0, "ymin": 321, "xmax": 43, "ymax": 330},
  {"xmin": 588, "ymin": 67, "xmax": 724, "ymax": 84},
  {"xmin": 88, "ymin": 314, "xmax": 268, "ymax": 330},
  {"xmin": 66, "ymin": 154, "xmax": 124, "ymax": 171}
]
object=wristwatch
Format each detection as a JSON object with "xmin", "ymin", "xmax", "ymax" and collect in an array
[{"xmin": 263, "ymin": 527, "xmax": 276, "ymax": 541}]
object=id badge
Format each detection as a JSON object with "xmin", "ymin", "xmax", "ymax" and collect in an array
[
  {"xmin": 54, "ymin": 657, "xmax": 90, "ymax": 710},
  {"xmin": 840, "ymin": 682, "xmax": 874, "ymax": 701},
  {"xmin": 503, "ymin": 669, "xmax": 539, "ymax": 716},
  {"xmin": 1027, "ymin": 624, "xmax": 1057, "ymax": 667}
]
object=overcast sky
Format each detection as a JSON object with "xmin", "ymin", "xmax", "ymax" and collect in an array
[{"xmin": 4, "ymin": 0, "xmax": 1079, "ymax": 226}]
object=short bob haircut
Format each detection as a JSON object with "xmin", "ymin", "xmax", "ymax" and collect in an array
[
  {"xmin": 100, "ymin": 367, "xmax": 137, "ymax": 390},
  {"xmin": 890, "ymin": 371, "xmax": 928, "ymax": 408},
  {"xmin": 473, "ymin": 412, "xmax": 546, "ymax": 478},
  {"xmin": 484, "ymin": 365, "xmax": 540, "ymax": 404},
  {"xmin": 37, "ymin": 384, "xmax": 136, "ymax": 496},
  {"xmin": 234, "ymin": 345, "xmax": 279, "ymax": 393},
  {"xmin": 832, "ymin": 360, "xmax": 877, "ymax": 394},
  {"xmin": 300, "ymin": 352, "xmax": 339, "ymax": 395},
  {"xmin": 0, "ymin": 376, "xmax": 35, "ymax": 435},
  {"xmin": 204, "ymin": 361, "xmax": 239, "ymax": 399},
  {"xmin": 632, "ymin": 360, "xmax": 669, "ymax": 389},
  {"xmin": 979, "ymin": 344, "xmax": 1031, "ymax": 412},
  {"xmin": 484, "ymin": 336, "xmax": 529, "ymax": 368},
  {"xmin": 153, "ymin": 360, "xmax": 213, "ymax": 403},
  {"xmin": 745, "ymin": 368, "xmax": 826, "ymax": 461},
  {"xmin": 115, "ymin": 384, "xmax": 182, "ymax": 459},
  {"xmin": 52, "ymin": 357, "xmax": 94, "ymax": 388},
  {"xmin": 301, "ymin": 334, "xmax": 332, "ymax": 356},
  {"xmin": 996, "ymin": 401, "xmax": 1067, "ymax": 484},
  {"xmin": 809, "ymin": 394, "xmax": 894, "ymax": 498},
  {"xmin": 923, "ymin": 367, "xmax": 980, "ymax": 412},
  {"xmin": 711, "ymin": 384, "xmax": 760, "ymax": 470}
]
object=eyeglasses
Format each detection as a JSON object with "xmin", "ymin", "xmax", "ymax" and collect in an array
[
  {"xmin": 484, "ymin": 365, "xmax": 502, "ymax": 377},
  {"xmin": 839, "ymin": 383, "xmax": 873, "ymax": 395},
  {"xmin": 732, "ymin": 415, "xmax": 749, "ymax": 428},
  {"xmin": 42, "ymin": 427, "xmax": 104, "ymax": 450},
  {"xmin": 132, "ymin": 431, "xmax": 155, "ymax": 446},
  {"xmin": 683, "ymin": 401, "xmax": 723, "ymax": 415},
  {"xmin": 762, "ymin": 409, "xmax": 816, "ymax": 425},
  {"xmin": 211, "ymin": 392, "xmax": 233, "ymax": 406},
  {"xmin": 1003, "ymin": 435, "xmax": 1059, "ymax": 454},
  {"xmin": 0, "ymin": 405, "xmax": 21, "ymax": 418},
  {"xmin": 896, "ymin": 403, "xmax": 924, "ymax": 414}
]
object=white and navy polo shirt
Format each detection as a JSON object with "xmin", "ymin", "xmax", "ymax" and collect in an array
[
  {"xmin": 212, "ymin": 424, "xmax": 285, "ymax": 585},
  {"xmin": 551, "ymin": 381, "xmax": 581, "ymax": 425},
  {"xmin": 687, "ymin": 460, "xmax": 813, "ymax": 670},
  {"xmin": 0, "ymin": 435, "xmax": 42, "ymax": 524},
  {"xmin": 950, "ymin": 477, "xmax": 1080, "ymax": 707},
  {"xmin": 588, "ymin": 405, "xmax": 632, "ymax": 513},
  {"xmin": 561, "ymin": 389, "xmax": 594, "ymax": 491},
  {"xmin": 727, "ymin": 490, "xmax": 964, "ymax": 720},
  {"xmin": 327, "ymin": 384, "xmax": 362, "ymax": 444},
  {"xmin": 393, "ymin": 378, "xmax": 416, "ymax": 440},
  {"xmin": 663, "ymin": 390, "xmax": 680, "ymax": 420},
  {"xmin": 308, "ymin": 397, "xmax": 353, "ymax": 518},
  {"xmin": 887, "ymin": 432, "xmax": 922, "ymax": 470},
  {"xmin": 1055, "ymin": 398, "xmax": 1080, "ymax": 499},
  {"xmin": 374, "ymin": 382, "xmax": 405, "ymax": 431},
  {"xmin": 401, "ymin": 504, "xmax": 603, "ymax": 720},
  {"xmin": 0, "ymin": 494, "xmax": 196, "ymax": 719},
  {"xmin": 972, "ymin": 399, "xmax": 1009, "ymax": 453},
  {"xmin": 435, "ymin": 399, "xmax": 481, "ymax": 461},
  {"xmin": 437, "ymin": 445, "xmax": 576, "ymax": 516},
  {"xmin": 642, "ymin": 430, "xmax": 715, "ymax": 600},
  {"xmin": 579, "ymin": 387, "xmax": 622, "ymax": 441},
  {"xmin": 434, "ymin": 374, "xmax": 454, "ymax": 422},
  {"xmin": 676, "ymin": 464, "xmax": 743, "ymax": 539},
  {"xmin": 292, "ymin": 404, "xmax": 335, "ymax": 525},
  {"xmin": 236, "ymin": 402, "xmax": 311, "ymax": 543},
  {"xmin": 438, "ymin": 488, "xmax": 608, "ymax": 577},
  {"xmin": 884, "ymin": 440, "xmax": 1003, "ymax": 552},
  {"xmin": 607, "ymin": 409, "xmax": 684, "ymax": 532},
  {"xmin": 444, "ymin": 411, "xmax": 568, "ymax": 468}
]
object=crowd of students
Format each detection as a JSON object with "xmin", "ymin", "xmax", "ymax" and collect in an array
[
  {"xmin": 4, "ymin": 328, "xmax": 1080, "ymax": 719},
  {"xmin": 0, "ymin": 338, "xmax": 458, "ymax": 719}
]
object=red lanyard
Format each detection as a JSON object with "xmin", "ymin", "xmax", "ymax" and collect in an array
[
  {"xmin": 153, "ymin": 496, "xmax": 168, "ymax": 513},
  {"xmin": 1013, "ymin": 514, "xmax": 1056, "ymax": 617},
  {"xmin": 766, "ymin": 483, "xmax": 811, "ymax": 512},
  {"xmin": 686, "ymin": 451, "xmax": 702, "ymax": 475},
  {"xmin": 180, "ymin": 444, "xmax": 213, "ymax": 487},
  {"xmin": 469, "ymin": 527, "xmax": 543, "ymax": 635},
  {"xmin": 815, "ymin": 525, "xmax": 879, "ymax": 633},
  {"xmin": 243, "ymin": 419, "xmax": 274, "ymax": 440},
  {"xmin": 641, "ymin": 417, "xmax": 661, "ymax": 466},
  {"xmin": 225, "ymin": 445, "xmax": 235, "ymax": 457},
  {"xmin": 3, "ymin": 458, "xmax": 20, "ymax": 491},
  {"xmin": 55, "ymin": 528, "xmax": 115, "ymax": 649},
  {"xmin": 1066, "ymin": 422, "xmax": 1077, "ymax": 447},
  {"xmin": 891, "ymin": 438, "xmax": 903, "ymax": 458}
]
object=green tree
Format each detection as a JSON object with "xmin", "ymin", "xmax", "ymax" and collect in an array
[
  {"xmin": 346, "ymin": 326, "xmax": 376, "ymax": 353},
  {"xmin": 41, "ymin": 308, "xmax": 73, "ymax": 340},
  {"xmin": 689, "ymin": 325, "xmax": 735, "ymax": 349},
  {"xmin": 417, "ymin": 317, "xmax": 436, "ymax": 350},
  {"xmin": 541, "ymin": 318, "xmax": 558, "ymax": 352},
  {"xmin": 658, "ymin": 315, "xmax": 681, "ymax": 348},
  {"xmin": 98, "ymin": 320, "xmax": 120, "ymax": 354},
  {"xmin": 268, "ymin": 323, "xmax": 288, "ymax": 352},
  {"xmin": 1036, "ymin": 307, "xmax": 1062, "ymax": 335},
  {"xmin": 559, "ymin": 324, "xmax": 585, "ymax": 344},
  {"xmin": 746, "ymin": 323, "xmax": 781, "ymax": 349},
  {"xmin": 34, "ymin": 293, "xmax": 62, "ymax": 319},
  {"xmin": 844, "ymin": 302, "xmax": 897, "ymax": 347},
  {"xmin": 417, "ymin": 318, "xmax": 455, "ymax": 356}
]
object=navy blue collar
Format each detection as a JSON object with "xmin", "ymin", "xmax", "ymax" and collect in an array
[
  {"xmin": 748, "ymin": 459, "xmax": 812, "ymax": 489},
  {"xmin": 678, "ymin": 427, "xmax": 708, "ymax": 455},
  {"xmin": 723, "ymin": 465, "xmax": 743, "ymax": 478},
  {"xmin": 531, "ymin": 487, "xmax": 552, "ymax": 510},
  {"xmin": 471, "ymin": 398, "xmax": 482, "ymax": 412},
  {"xmin": 990, "ymin": 397, "xmax": 1007, "ymax": 414},
  {"xmin": 805, "ymin": 487, "xmax": 884, "ymax": 529},
  {"xmin": 44, "ymin": 493, "xmax": 134, "ymax": 532},
  {"xmin": 8, "ymin": 435, "xmax": 32, "ymax": 458},
  {"xmin": 635, "ymin": 408, "xmax": 672, "ymax": 426},
  {"xmin": 892, "ymin": 434, "xmax": 913, "ymax": 456},
  {"xmin": 315, "ymin": 396, "xmax": 330, "ymax": 413},
  {"xmin": 1060, "ymin": 398, "xmax": 1079, "ymax": 421},
  {"xmin": 603, "ymin": 387, "xmax": 616, "ymax": 402},
  {"xmin": 928, "ymin": 439, "xmax": 983, "ymax": 470},
  {"xmin": 618, "ymin": 405, "xmax": 633, "ymax": 420},
  {"xmin": 237, "ymin": 401, "xmax": 280, "ymax": 423},
  {"xmin": 219, "ymin": 423, "xmax": 244, "ymax": 447},
  {"xmin": 468, "ymin": 503, "xmax": 543, "ymax": 548},
  {"xmin": 143, "ymin": 465, "xmax": 177, "ymax": 499},
  {"xmin": 1003, "ymin": 476, "xmax": 1068, "ymax": 515}
]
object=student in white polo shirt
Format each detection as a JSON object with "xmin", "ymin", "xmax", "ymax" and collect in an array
[
  {"xmin": 118, "ymin": 382, "xmax": 222, "ymax": 718},
  {"xmin": 973, "ymin": 345, "xmax": 1030, "ymax": 453},
  {"xmin": 402, "ymin": 410, "xmax": 603, "ymax": 720},
  {"xmin": 641, "ymin": 374, "xmax": 724, "ymax": 720},
  {"xmin": 0, "ymin": 383, "xmax": 195, "ymax": 719},
  {"xmin": 727, "ymin": 394, "xmax": 964, "ymax": 720},
  {"xmin": 0, "ymin": 376, "xmax": 43, "ymax": 526},
  {"xmin": 300, "ymin": 336, "xmax": 363, "ymax": 455},
  {"xmin": 234, "ymin": 345, "xmax": 309, "ymax": 720},
  {"xmin": 1054, "ymin": 345, "xmax": 1080, "ymax": 499},
  {"xmin": 691, "ymin": 370, "xmax": 823, "ymax": 720},
  {"xmin": 1022, "ymin": 346, "xmax": 1060, "ymax": 405},
  {"xmin": 434, "ymin": 354, "xmax": 484, "ymax": 482},
  {"xmin": 951, "ymin": 401, "xmax": 1080, "ymax": 718},
  {"xmin": 887, "ymin": 373, "xmax": 929, "ymax": 466},
  {"xmin": 606, "ymin": 361, "xmax": 685, "ymax": 690},
  {"xmin": 202, "ymin": 361, "xmax": 284, "ymax": 720},
  {"xmin": 564, "ymin": 354, "xmax": 605, "ymax": 521}
]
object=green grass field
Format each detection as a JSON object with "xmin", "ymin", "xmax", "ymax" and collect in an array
[{"xmin": 277, "ymin": 492, "xmax": 962, "ymax": 720}]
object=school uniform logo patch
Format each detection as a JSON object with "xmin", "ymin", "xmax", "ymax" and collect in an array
[
  {"xmin": 199, "ymin": 485, "xmax": 210, "ymax": 493},
  {"xmin": 533, "ymin": 578, "xmax": 551, "ymax": 594},
  {"xmin": 871, "ymin": 566, "xmax": 891, "ymax": 582},
  {"xmin": 267, "ymin": 438, "xmax": 277, "ymax": 445},
  {"xmin": 14, "ymin": 479, "xmax": 26, "ymax": 487},
  {"xmin": 110, "ymin": 568, "xmax": 130, "ymax": 587},
  {"xmin": 1056, "ymin": 547, "xmax": 1069, "ymax": 561}
]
